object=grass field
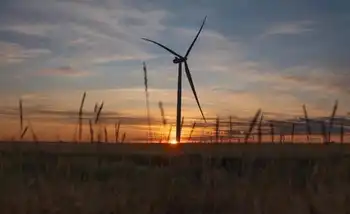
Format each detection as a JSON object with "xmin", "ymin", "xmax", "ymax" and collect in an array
[{"xmin": 1, "ymin": 142, "xmax": 350, "ymax": 213}]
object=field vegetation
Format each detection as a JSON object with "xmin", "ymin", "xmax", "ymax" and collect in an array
[{"xmin": 1, "ymin": 142, "xmax": 350, "ymax": 213}]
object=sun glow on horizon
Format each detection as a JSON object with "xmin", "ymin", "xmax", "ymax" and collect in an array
[{"xmin": 169, "ymin": 139, "xmax": 178, "ymax": 145}]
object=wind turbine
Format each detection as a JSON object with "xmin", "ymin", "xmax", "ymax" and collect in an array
[{"xmin": 142, "ymin": 16, "xmax": 207, "ymax": 143}]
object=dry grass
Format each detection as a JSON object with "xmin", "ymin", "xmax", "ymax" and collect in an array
[
  {"xmin": 215, "ymin": 117, "xmax": 219, "ymax": 143},
  {"xmin": 303, "ymin": 104, "xmax": 311, "ymax": 142},
  {"xmin": 121, "ymin": 133, "xmax": 126, "ymax": 144},
  {"xmin": 158, "ymin": 101, "xmax": 167, "ymax": 143},
  {"xmin": 143, "ymin": 62, "xmax": 152, "ymax": 143},
  {"xmin": 94, "ymin": 102, "xmax": 104, "ymax": 125},
  {"xmin": 104, "ymin": 127, "xmax": 108, "ymax": 143},
  {"xmin": 245, "ymin": 109, "xmax": 261, "ymax": 144},
  {"xmin": 28, "ymin": 121, "xmax": 38, "ymax": 143},
  {"xmin": 270, "ymin": 123, "xmax": 275, "ymax": 143},
  {"xmin": 258, "ymin": 114, "xmax": 263, "ymax": 144},
  {"xmin": 78, "ymin": 92, "xmax": 86, "ymax": 143},
  {"xmin": 19, "ymin": 99, "xmax": 23, "ymax": 133},
  {"xmin": 291, "ymin": 123, "xmax": 295, "ymax": 143},
  {"xmin": 158, "ymin": 101, "xmax": 166, "ymax": 126},
  {"xmin": 329, "ymin": 100, "xmax": 338, "ymax": 142},
  {"xmin": 20, "ymin": 126, "xmax": 28, "ymax": 140},
  {"xmin": 89, "ymin": 120, "xmax": 94, "ymax": 143},
  {"xmin": 1, "ymin": 143, "xmax": 350, "ymax": 213},
  {"xmin": 188, "ymin": 121, "xmax": 196, "ymax": 143},
  {"xmin": 166, "ymin": 125, "xmax": 172, "ymax": 143},
  {"xmin": 115, "ymin": 121, "xmax": 121, "ymax": 143}
]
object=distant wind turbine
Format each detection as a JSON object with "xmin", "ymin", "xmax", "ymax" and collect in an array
[{"xmin": 142, "ymin": 16, "xmax": 207, "ymax": 143}]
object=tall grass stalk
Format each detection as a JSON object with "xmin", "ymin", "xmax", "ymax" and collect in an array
[
  {"xmin": 340, "ymin": 120, "xmax": 344, "ymax": 144},
  {"xmin": 121, "ymin": 133, "xmax": 126, "ymax": 143},
  {"xmin": 328, "ymin": 100, "xmax": 338, "ymax": 142},
  {"xmin": 115, "ymin": 121, "xmax": 121, "ymax": 143},
  {"xmin": 270, "ymin": 123, "xmax": 274, "ymax": 143},
  {"xmin": 78, "ymin": 92, "xmax": 86, "ymax": 143},
  {"xmin": 89, "ymin": 119, "xmax": 94, "ymax": 143},
  {"xmin": 321, "ymin": 121, "xmax": 327, "ymax": 143},
  {"xmin": 167, "ymin": 125, "xmax": 172, "ymax": 143},
  {"xmin": 94, "ymin": 103, "xmax": 98, "ymax": 113},
  {"xmin": 95, "ymin": 102, "xmax": 104, "ymax": 124},
  {"xmin": 229, "ymin": 116, "xmax": 232, "ymax": 143},
  {"xmin": 302, "ymin": 104, "xmax": 311, "ymax": 142},
  {"xmin": 97, "ymin": 126, "xmax": 102, "ymax": 143},
  {"xmin": 72, "ymin": 124, "xmax": 79, "ymax": 143},
  {"xmin": 215, "ymin": 117, "xmax": 219, "ymax": 143},
  {"xmin": 244, "ymin": 109, "xmax": 261, "ymax": 143},
  {"xmin": 258, "ymin": 114, "xmax": 264, "ymax": 143},
  {"xmin": 188, "ymin": 121, "xmax": 196, "ymax": 143},
  {"xmin": 158, "ymin": 101, "xmax": 166, "ymax": 126},
  {"xmin": 158, "ymin": 101, "xmax": 167, "ymax": 143},
  {"xmin": 19, "ymin": 98, "xmax": 23, "ymax": 133},
  {"xmin": 143, "ymin": 62, "xmax": 152, "ymax": 143},
  {"xmin": 291, "ymin": 123, "xmax": 295, "ymax": 143},
  {"xmin": 104, "ymin": 127, "xmax": 108, "ymax": 143},
  {"xmin": 20, "ymin": 126, "xmax": 28, "ymax": 140},
  {"xmin": 28, "ymin": 121, "xmax": 38, "ymax": 143}
]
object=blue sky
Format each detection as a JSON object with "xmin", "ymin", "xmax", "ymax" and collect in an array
[{"xmin": 0, "ymin": 0, "xmax": 349, "ymax": 141}]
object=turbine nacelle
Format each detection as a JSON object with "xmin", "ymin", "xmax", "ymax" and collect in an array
[{"xmin": 173, "ymin": 57, "xmax": 186, "ymax": 64}]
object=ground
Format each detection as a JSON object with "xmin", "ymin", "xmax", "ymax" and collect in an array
[{"xmin": 0, "ymin": 142, "xmax": 350, "ymax": 214}]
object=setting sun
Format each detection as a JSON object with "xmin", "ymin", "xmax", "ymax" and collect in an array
[{"xmin": 169, "ymin": 139, "xmax": 178, "ymax": 145}]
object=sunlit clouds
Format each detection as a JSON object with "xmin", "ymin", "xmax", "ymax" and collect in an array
[{"xmin": 0, "ymin": 0, "xmax": 350, "ymax": 141}]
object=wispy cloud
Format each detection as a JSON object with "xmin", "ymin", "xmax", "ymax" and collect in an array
[
  {"xmin": 0, "ymin": 0, "xmax": 166, "ymax": 67},
  {"xmin": 92, "ymin": 53, "xmax": 155, "ymax": 64},
  {"xmin": 36, "ymin": 66, "xmax": 90, "ymax": 77},
  {"xmin": 261, "ymin": 20, "xmax": 314, "ymax": 38},
  {"xmin": 1, "ymin": 24, "xmax": 57, "ymax": 37},
  {"xmin": 0, "ymin": 41, "xmax": 51, "ymax": 64},
  {"xmin": 258, "ymin": 65, "xmax": 350, "ymax": 95}
]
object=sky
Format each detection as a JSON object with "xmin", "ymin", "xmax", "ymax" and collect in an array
[{"xmin": 0, "ymin": 0, "xmax": 350, "ymax": 142}]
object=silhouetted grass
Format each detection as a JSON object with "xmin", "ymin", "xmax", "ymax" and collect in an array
[
  {"xmin": 291, "ymin": 122, "xmax": 295, "ymax": 143},
  {"xmin": 270, "ymin": 123, "xmax": 274, "ymax": 143},
  {"xmin": 143, "ymin": 62, "xmax": 152, "ymax": 143},
  {"xmin": 20, "ymin": 126, "xmax": 28, "ymax": 140},
  {"xmin": 328, "ymin": 100, "xmax": 338, "ymax": 142},
  {"xmin": 89, "ymin": 119, "xmax": 94, "ymax": 143},
  {"xmin": 78, "ymin": 92, "xmax": 86, "ymax": 143},
  {"xmin": 115, "ymin": 121, "xmax": 121, "ymax": 143},
  {"xmin": 1, "ymin": 143, "xmax": 350, "ymax": 213},
  {"xmin": 303, "ymin": 104, "xmax": 311, "ymax": 142},
  {"xmin": 258, "ymin": 114, "xmax": 263, "ymax": 143},
  {"xmin": 19, "ymin": 99, "xmax": 23, "ymax": 134},
  {"xmin": 188, "ymin": 121, "xmax": 196, "ymax": 142},
  {"xmin": 95, "ymin": 102, "xmax": 104, "ymax": 124},
  {"xmin": 121, "ymin": 132, "xmax": 126, "ymax": 143},
  {"xmin": 215, "ymin": 116, "xmax": 219, "ymax": 143},
  {"xmin": 166, "ymin": 125, "xmax": 172, "ymax": 143},
  {"xmin": 245, "ymin": 109, "xmax": 261, "ymax": 143}
]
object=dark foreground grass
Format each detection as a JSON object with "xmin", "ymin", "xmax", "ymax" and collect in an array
[{"xmin": 1, "ymin": 143, "xmax": 350, "ymax": 214}]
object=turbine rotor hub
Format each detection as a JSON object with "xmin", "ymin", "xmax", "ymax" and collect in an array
[{"xmin": 173, "ymin": 57, "xmax": 186, "ymax": 64}]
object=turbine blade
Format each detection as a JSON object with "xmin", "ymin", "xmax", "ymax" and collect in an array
[
  {"xmin": 185, "ymin": 16, "xmax": 207, "ymax": 58},
  {"xmin": 142, "ymin": 38, "xmax": 182, "ymax": 58},
  {"xmin": 184, "ymin": 61, "xmax": 206, "ymax": 122}
]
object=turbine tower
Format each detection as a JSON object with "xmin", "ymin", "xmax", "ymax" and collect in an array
[{"xmin": 142, "ymin": 16, "xmax": 207, "ymax": 143}]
